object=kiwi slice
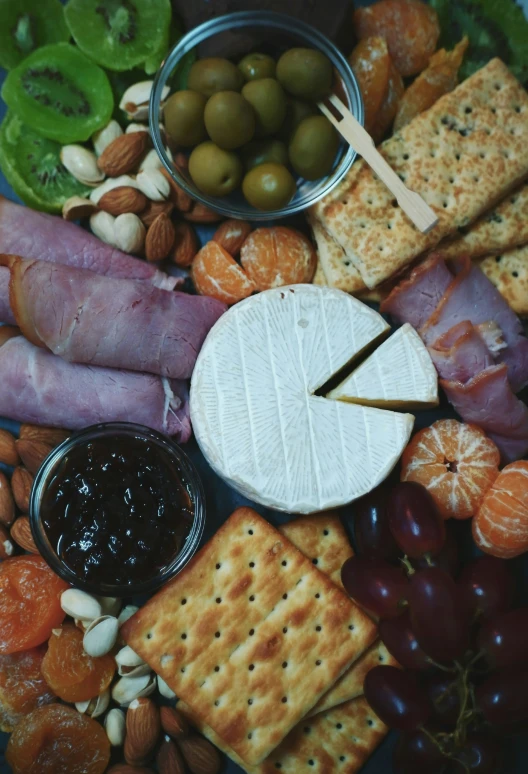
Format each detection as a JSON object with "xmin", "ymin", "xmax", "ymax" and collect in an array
[
  {"xmin": 64, "ymin": 0, "xmax": 172, "ymax": 73},
  {"xmin": 2, "ymin": 43, "xmax": 114, "ymax": 144},
  {"xmin": 0, "ymin": 112, "xmax": 91, "ymax": 214},
  {"xmin": 430, "ymin": 0, "xmax": 528, "ymax": 85},
  {"xmin": 0, "ymin": 0, "xmax": 70, "ymax": 70}
]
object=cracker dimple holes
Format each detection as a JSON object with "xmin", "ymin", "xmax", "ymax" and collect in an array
[
  {"xmin": 249, "ymin": 628, "xmax": 255, "ymax": 636},
  {"xmin": 281, "ymin": 696, "xmax": 288, "ymax": 703},
  {"xmin": 315, "ymin": 593, "xmax": 321, "ymax": 599},
  {"xmin": 248, "ymin": 698, "xmax": 253, "ymax": 705},
  {"xmin": 340, "ymin": 756, "xmax": 346, "ymax": 762},
  {"xmin": 215, "ymin": 563, "xmax": 221, "ymax": 570},
  {"xmin": 248, "ymin": 529, "xmax": 254, "ymax": 535},
  {"xmin": 283, "ymin": 627, "xmax": 288, "ymax": 634},
  {"xmin": 181, "ymin": 633, "xmax": 187, "ymax": 640},
  {"xmin": 181, "ymin": 597, "xmax": 187, "ymax": 604},
  {"xmin": 304, "ymin": 727, "xmax": 311, "ymax": 734},
  {"xmin": 214, "ymin": 665, "xmax": 220, "ymax": 672},
  {"xmin": 315, "ymin": 660, "xmax": 322, "ymax": 666},
  {"xmin": 249, "ymin": 595, "xmax": 255, "ymax": 602},
  {"xmin": 513, "ymin": 271, "xmax": 519, "ymax": 278},
  {"xmin": 281, "ymin": 560, "xmax": 287, "ymax": 567},
  {"xmin": 367, "ymin": 719, "xmax": 374, "ymax": 727},
  {"xmin": 316, "ymin": 625, "xmax": 322, "ymax": 632},
  {"xmin": 215, "ymin": 699, "xmax": 220, "ymax": 706},
  {"xmin": 283, "ymin": 593, "xmax": 288, "ymax": 600},
  {"xmin": 379, "ymin": 653, "xmax": 385, "ymax": 662},
  {"xmin": 312, "ymin": 558, "xmax": 318, "ymax": 565},
  {"xmin": 336, "ymin": 723, "xmax": 343, "ymax": 730},
  {"xmin": 146, "ymin": 632, "xmax": 153, "ymax": 640},
  {"xmin": 275, "ymin": 764, "xmax": 282, "ymax": 770},
  {"xmin": 216, "ymin": 597, "xmax": 222, "ymax": 604},
  {"xmin": 349, "ymin": 624, "xmax": 355, "ymax": 631},
  {"xmin": 248, "ymin": 732, "xmax": 253, "ymax": 740},
  {"xmin": 282, "ymin": 661, "xmax": 288, "ymax": 669},
  {"xmin": 249, "ymin": 561, "xmax": 255, "ymax": 568},
  {"xmin": 249, "ymin": 664, "xmax": 255, "ymax": 671},
  {"xmin": 215, "ymin": 631, "xmax": 221, "ymax": 638},
  {"xmin": 308, "ymin": 760, "xmax": 315, "ymax": 766}
]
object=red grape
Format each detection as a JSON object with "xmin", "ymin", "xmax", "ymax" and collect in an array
[
  {"xmin": 379, "ymin": 611, "xmax": 431, "ymax": 670},
  {"xmin": 458, "ymin": 557, "xmax": 514, "ymax": 621},
  {"xmin": 408, "ymin": 568, "xmax": 470, "ymax": 662},
  {"xmin": 354, "ymin": 487, "xmax": 401, "ymax": 561},
  {"xmin": 476, "ymin": 669, "xmax": 528, "ymax": 726},
  {"xmin": 393, "ymin": 729, "xmax": 446, "ymax": 773},
  {"xmin": 449, "ymin": 734, "xmax": 504, "ymax": 774},
  {"xmin": 426, "ymin": 672, "xmax": 460, "ymax": 727},
  {"xmin": 387, "ymin": 482, "xmax": 446, "ymax": 559},
  {"xmin": 477, "ymin": 607, "xmax": 528, "ymax": 668},
  {"xmin": 341, "ymin": 555, "xmax": 408, "ymax": 619},
  {"xmin": 363, "ymin": 665, "xmax": 431, "ymax": 731},
  {"xmin": 412, "ymin": 521, "xmax": 460, "ymax": 577}
]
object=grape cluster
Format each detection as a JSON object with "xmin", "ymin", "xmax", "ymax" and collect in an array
[{"xmin": 341, "ymin": 482, "xmax": 528, "ymax": 774}]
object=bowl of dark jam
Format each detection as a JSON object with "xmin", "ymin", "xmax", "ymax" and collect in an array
[{"xmin": 29, "ymin": 423, "xmax": 205, "ymax": 597}]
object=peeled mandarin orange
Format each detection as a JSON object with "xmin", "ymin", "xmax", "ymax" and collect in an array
[
  {"xmin": 240, "ymin": 226, "xmax": 317, "ymax": 290},
  {"xmin": 473, "ymin": 461, "xmax": 528, "ymax": 559},
  {"xmin": 192, "ymin": 240, "xmax": 256, "ymax": 305},
  {"xmin": 401, "ymin": 419, "xmax": 500, "ymax": 520}
]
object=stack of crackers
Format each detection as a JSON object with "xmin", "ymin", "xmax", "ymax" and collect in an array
[
  {"xmin": 122, "ymin": 507, "xmax": 396, "ymax": 772},
  {"xmin": 310, "ymin": 59, "xmax": 528, "ymax": 316}
]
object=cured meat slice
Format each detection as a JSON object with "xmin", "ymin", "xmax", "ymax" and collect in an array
[
  {"xmin": 0, "ymin": 330, "xmax": 191, "ymax": 441},
  {"xmin": 1, "ymin": 256, "xmax": 226, "ymax": 380},
  {"xmin": 428, "ymin": 321, "xmax": 494, "ymax": 383}
]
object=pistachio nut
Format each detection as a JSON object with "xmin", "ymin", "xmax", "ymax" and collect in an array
[
  {"xmin": 114, "ymin": 212, "xmax": 146, "ymax": 255},
  {"xmin": 105, "ymin": 707, "xmax": 126, "ymax": 746},
  {"xmin": 118, "ymin": 662, "xmax": 151, "ymax": 678},
  {"xmin": 139, "ymin": 148, "xmax": 162, "ymax": 172},
  {"xmin": 60, "ymin": 588, "xmax": 102, "ymax": 622},
  {"xmin": 93, "ymin": 120, "xmax": 124, "ymax": 156},
  {"xmin": 112, "ymin": 672, "xmax": 156, "ymax": 706},
  {"xmin": 126, "ymin": 123, "xmax": 149, "ymax": 134},
  {"xmin": 83, "ymin": 615, "xmax": 119, "ymax": 657},
  {"xmin": 115, "ymin": 645, "xmax": 145, "ymax": 668},
  {"xmin": 62, "ymin": 196, "xmax": 98, "ymax": 222},
  {"xmin": 119, "ymin": 81, "xmax": 170, "ymax": 121},
  {"xmin": 75, "ymin": 689, "xmax": 110, "ymax": 719},
  {"xmin": 136, "ymin": 168, "xmax": 170, "ymax": 202},
  {"xmin": 90, "ymin": 211, "xmax": 118, "ymax": 248},
  {"xmin": 118, "ymin": 605, "xmax": 139, "ymax": 627},
  {"xmin": 96, "ymin": 596, "xmax": 122, "ymax": 617},
  {"xmin": 90, "ymin": 174, "xmax": 140, "ymax": 205},
  {"xmin": 60, "ymin": 145, "xmax": 105, "ymax": 186},
  {"xmin": 157, "ymin": 675, "xmax": 176, "ymax": 700}
]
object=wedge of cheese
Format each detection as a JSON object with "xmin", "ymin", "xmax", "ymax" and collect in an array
[
  {"xmin": 190, "ymin": 285, "xmax": 415, "ymax": 514},
  {"xmin": 327, "ymin": 323, "xmax": 438, "ymax": 409}
]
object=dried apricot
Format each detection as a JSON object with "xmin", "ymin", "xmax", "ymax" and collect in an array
[
  {"xmin": 371, "ymin": 58, "xmax": 405, "ymax": 144},
  {"xmin": 240, "ymin": 226, "xmax": 317, "ymax": 290},
  {"xmin": 401, "ymin": 419, "xmax": 500, "ymax": 520},
  {"xmin": 41, "ymin": 624, "xmax": 115, "ymax": 703},
  {"xmin": 349, "ymin": 37, "xmax": 391, "ymax": 133},
  {"xmin": 394, "ymin": 38, "xmax": 468, "ymax": 131},
  {"xmin": 473, "ymin": 461, "xmax": 528, "ymax": 559},
  {"xmin": 6, "ymin": 704, "xmax": 110, "ymax": 774},
  {"xmin": 354, "ymin": 0, "xmax": 440, "ymax": 77},
  {"xmin": 192, "ymin": 240, "xmax": 256, "ymax": 305},
  {"xmin": 0, "ymin": 555, "xmax": 68, "ymax": 654},
  {"xmin": 0, "ymin": 647, "xmax": 55, "ymax": 732}
]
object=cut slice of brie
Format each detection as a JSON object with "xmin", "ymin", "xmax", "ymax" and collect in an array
[
  {"xmin": 190, "ymin": 285, "xmax": 415, "ymax": 514},
  {"xmin": 327, "ymin": 323, "xmax": 439, "ymax": 409}
]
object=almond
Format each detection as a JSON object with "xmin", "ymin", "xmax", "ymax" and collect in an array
[
  {"xmin": 108, "ymin": 766, "xmax": 154, "ymax": 774},
  {"xmin": 145, "ymin": 212, "xmax": 175, "ymax": 262},
  {"xmin": 184, "ymin": 202, "xmax": 223, "ymax": 224},
  {"xmin": 173, "ymin": 152, "xmax": 188, "ymax": 173},
  {"xmin": 178, "ymin": 735, "xmax": 222, "ymax": 774},
  {"xmin": 213, "ymin": 219, "xmax": 252, "ymax": 256},
  {"xmin": 160, "ymin": 168, "xmax": 193, "ymax": 213},
  {"xmin": 160, "ymin": 706, "xmax": 189, "ymax": 740},
  {"xmin": 0, "ymin": 472, "xmax": 15, "ymax": 527},
  {"xmin": 11, "ymin": 467, "xmax": 34, "ymax": 513},
  {"xmin": 124, "ymin": 697, "xmax": 161, "ymax": 766},
  {"xmin": 19, "ymin": 425, "xmax": 70, "ymax": 446},
  {"xmin": 11, "ymin": 516, "xmax": 39, "ymax": 554},
  {"xmin": 98, "ymin": 132, "xmax": 150, "ymax": 177},
  {"xmin": 0, "ymin": 524, "xmax": 15, "ymax": 559},
  {"xmin": 15, "ymin": 439, "xmax": 53, "ymax": 475},
  {"xmin": 157, "ymin": 736, "xmax": 186, "ymax": 774},
  {"xmin": 139, "ymin": 200, "xmax": 174, "ymax": 228},
  {"xmin": 0, "ymin": 429, "xmax": 19, "ymax": 467},
  {"xmin": 171, "ymin": 221, "xmax": 198, "ymax": 267},
  {"xmin": 99, "ymin": 187, "xmax": 147, "ymax": 217}
]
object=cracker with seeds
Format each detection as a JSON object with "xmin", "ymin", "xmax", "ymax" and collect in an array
[
  {"xmin": 477, "ymin": 244, "xmax": 528, "ymax": 316},
  {"xmin": 122, "ymin": 507, "xmax": 377, "ymax": 766},
  {"xmin": 315, "ymin": 59, "xmax": 528, "ymax": 289}
]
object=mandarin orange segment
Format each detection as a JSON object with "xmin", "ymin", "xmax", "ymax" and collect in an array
[
  {"xmin": 0, "ymin": 555, "xmax": 69, "ymax": 655},
  {"xmin": 6, "ymin": 704, "xmax": 110, "ymax": 774},
  {"xmin": 349, "ymin": 37, "xmax": 391, "ymax": 133},
  {"xmin": 371, "ymin": 58, "xmax": 404, "ymax": 144},
  {"xmin": 401, "ymin": 419, "xmax": 500, "ymax": 520},
  {"xmin": 240, "ymin": 226, "xmax": 317, "ymax": 290},
  {"xmin": 192, "ymin": 240, "xmax": 256, "ymax": 305},
  {"xmin": 0, "ymin": 647, "xmax": 55, "ymax": 732},
  {"xmin": 473, "ymin": 461, "xmax": 528, "ymax": 559},
  {"xmin": 41, "ymin": 624, "xmax": 115, "ymax": 703}
]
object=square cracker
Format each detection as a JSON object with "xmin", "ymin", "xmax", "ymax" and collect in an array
[
  {"xmin": 315, "ymin": 59, "xmax": 528, "ymax": 288},
  {"xmin": 178, "ymin": 695, "xmax": 388, "ymax": 774},
  {"xmin": 122, "ymin": 507, "xmax": 377, "ymax": 766},
  {"xmin": 309, "ymin": 213, "xmax": 367, "ymax": 294},
  {"xmin": 477, "ymin": 244, "xmax": 528, "ymax": 317}
]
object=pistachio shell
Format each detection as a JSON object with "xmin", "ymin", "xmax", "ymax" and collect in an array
[
  {"xmin": 90, "ymin": 175, "xmax": 139, "ymax": 205},
  {"xmin": 105, "ymin": 707, "xmax": 126, "ymax": 746},
  {"xmin": 119, "ymin": 81, "xmax": 170, "ymax": 120},
  {"xmin": 126, "ymin": 123, "xmax": 149, "ymax": 134},
  {"xmin": 118, "ymin": 605, "xmax": 139, "ymax": 627},
  {"xmin": 83, "ymin": 615, "xmax": 119, "ymax": 657},
  {"xmin": 60, "ymin": 145, "xmax": 105, "ymax": 186},
  {"xmin": 93, "ymin": 120, "xmax": 123, "ymax": 156},
  {"xmin": 61, "ymin": 589, "xmax": 102, "ymax": 621},
  {"xmin": 115, "ymin": 645, "xmax": 145, "ymax": 668},
  {"xmin": 111, "ymin": 672, "xmax": 156, "ymax": 706},
  {"xmin": 114, "ymin": 212, "xmax": 146, "ymax": 254},
  {"xmin": 90, "ymin": 211, "xmax": 117, "ymax": 248},
  {"xmin": 75, "ymin": 689, "xmax": 110, "ymax": 719},
  {"xmin": 157, "ymin": 675, "xmax": 176, "ymax": 699},
  {"xmin": 62, "ymin": 196, "xmax": 98, "ymax": 222},
  {"xmin": 139, "ymin": 148, "xmax": 163, "ymax": 172},
  {"xmin": 136, "ymin": 168, "xmax": 170, "ymax": 202},
  {"xmin": 96, "ymin": 596, "xmax": 122, "ymax": 617},
  {"xmin": 118, "ymin": 662, "xmax": 151, "ymax": 678}
]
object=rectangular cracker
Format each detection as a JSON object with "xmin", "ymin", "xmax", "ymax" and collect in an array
[
  {"xmin": 309, "ymin": 213, "xmax": 367, "ymax": 294},
  {"xmin": 122, "ymin": 507, "xmax": 377, "ymax": 766},
  {"xmin": 315, "ymin": 59, "xmax": 528, "ymax": 288},
  {"xmin": 477, "ymin": 243, "xmax": 528, "ymax": 316},
  {"xmin": 178, "ymin": 695, "xmax": 388, "ymax": 774}
]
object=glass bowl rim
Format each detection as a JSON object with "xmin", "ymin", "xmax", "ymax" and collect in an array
[{"xmin": 29, "ymin": 422, "xmax": 205, "ymax": 598}]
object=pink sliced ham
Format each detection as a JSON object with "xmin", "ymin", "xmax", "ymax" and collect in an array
[
  {"xmin": 428, "ymin": 321, "xmax": 494, "ymax": 383},
  {"xmin": 0, "ymin": 255, "xmax": 226, "ymax": 380},
  {"xmin": 0, "ymin": 328, "xmax": 191, "ymax": 441}
]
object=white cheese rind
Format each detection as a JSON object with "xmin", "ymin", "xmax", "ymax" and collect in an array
[
  {"xmin": 327, "ymin": 323, "xmax": 439, "ymax": 408},
  {"xmin": 191, "ymin": 285, "xmax": 412, "ymax": 514}
]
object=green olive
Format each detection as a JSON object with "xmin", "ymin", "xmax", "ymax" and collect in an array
[
  {"xmin": 238, "ymin": 52, "xmax": 276, "ymax": 81},
  {"xmin": 280, "ymin": 98, "xmax": 316, "ymax": 141},
  {"xmin": 204, "ymin": 91, "xmax": 255, "ymax": 150},
  {"xmin": 288, "ymin": 115, "xmax": 339, "ymax": 180},
  {"xmin": 241, "ymin": 139, "xmax": 289, "ymax": 171},
  {"xmin": 241, "ymin": 78, "xmax": 286, "ymax": 138},
  {"xmin": 188, "ymin": 57, "xmax": 244, "ymax": 97},
  {"xmin": 276, "ymin": 47, "xmax": 333, "ymax": 100},
  {"xmin": 242, "ymin": 162, "xmax": 296, "ymax": 211},
  {"xmin": 189, "ymin": 141, "xmax": 243, "ymax": 197},
  {"xmin": 163, "ymin": 90, "xmax": 207, "ymax": 147}
]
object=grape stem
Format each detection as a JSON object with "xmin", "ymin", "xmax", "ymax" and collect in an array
[{"xmin": 399, "ymin": 555, "xmax": 415, "ymax": 575}]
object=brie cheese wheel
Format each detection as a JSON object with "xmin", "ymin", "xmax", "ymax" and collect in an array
[
  {"xmin": 191, "ymin": 285, "xmax": 414, "ymax": 514},
  {"xmin": 327, "ymin": 323, "xmax": 439, "ymax": 408}
]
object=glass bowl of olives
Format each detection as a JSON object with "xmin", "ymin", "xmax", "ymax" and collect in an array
[{"xmin": 150, "ymin": 10, "xmax": 363, "ymax": 220}]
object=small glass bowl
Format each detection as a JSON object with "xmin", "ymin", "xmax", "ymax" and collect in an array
[
  {"xmin": 150, "ymin": 10, "xmax": 363, "ymax": 221},
  {"xmin": 29, "ymin": 423, "xmax": 205, "ymax": 598}
]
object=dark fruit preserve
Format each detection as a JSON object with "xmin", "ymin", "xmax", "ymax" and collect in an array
[{"xmin": 40, "ymin": 435, "xmax": 194, "ymax": 587}]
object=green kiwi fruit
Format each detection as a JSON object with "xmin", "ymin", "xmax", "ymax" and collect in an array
[
  {"xmin": 2, "ymin": 43, "xmax": 114, "ymax": 144},
  {"xmin": 0, "ymin": 112, "xmax": 91, "ymax": 214},
  {"xmin": 64, "ymin": 0, "xmax": 171, "ymax": 73},
  {"xmin": 0, "ymin": 0, "xmax": 70, "ymax": 70}
]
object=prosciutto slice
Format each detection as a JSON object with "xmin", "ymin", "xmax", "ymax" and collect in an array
[
  {"xmin": 1, "ymin": 255, "xmax": 226, "ymax": 379},
  {"xmin": 0, "ymin": 196, "xmax": 178, "ymax": 323},
  {"xmin": 0, "ymin": 328, "xmax": 191, "ymax": 441}
]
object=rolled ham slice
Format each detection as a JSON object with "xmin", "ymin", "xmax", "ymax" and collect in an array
[
  {"xmin": 1, "ymin": 255, "xmax": 226, "ymax": 380},
  {"xmin": 0, "ymin": 329, "xmax": 191, "ymax": 441}
]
